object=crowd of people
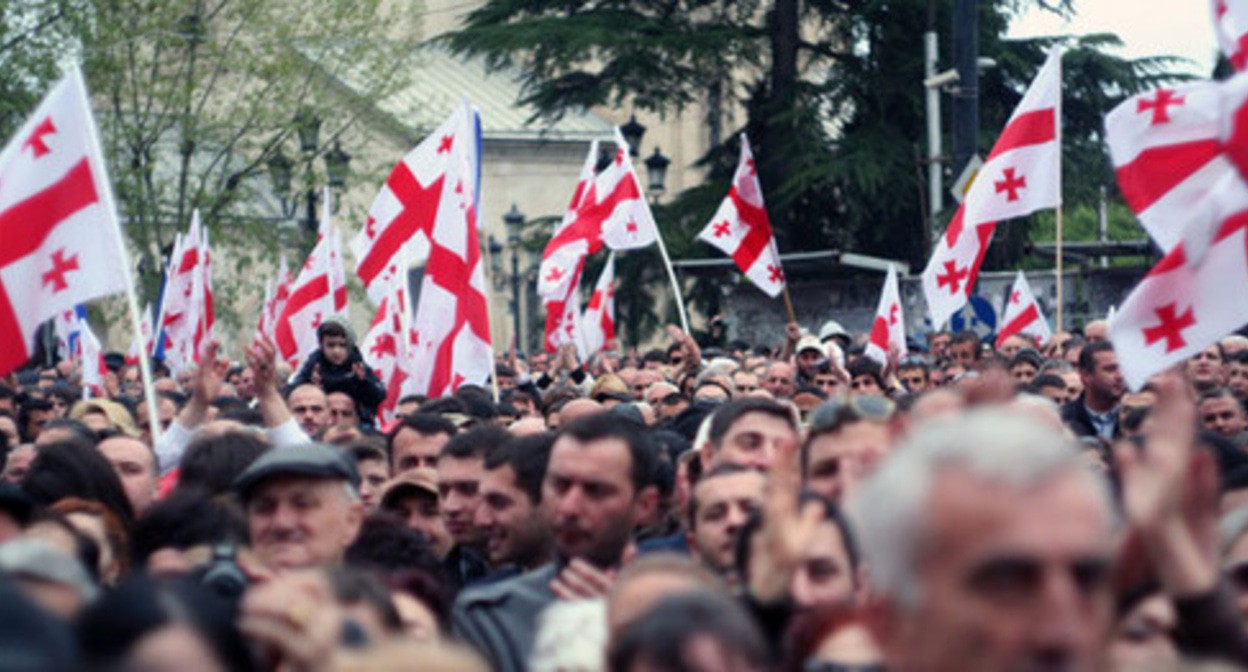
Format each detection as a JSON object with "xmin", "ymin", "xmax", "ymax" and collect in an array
[{"xmin": 2, "ymin": 313, "xmax": 1248, "ymax": 671}]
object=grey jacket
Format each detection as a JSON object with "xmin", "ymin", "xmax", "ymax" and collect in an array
[{"xmin": 452, "ymin": 563, "xmax": 558, "ymax": 672}]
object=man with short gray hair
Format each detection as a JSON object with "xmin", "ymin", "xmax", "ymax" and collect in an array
[{"xmin": 852, "ymin": 408, "xmax": 1116, "ymax": 672}]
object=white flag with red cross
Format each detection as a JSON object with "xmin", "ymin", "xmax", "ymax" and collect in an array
[
  {"xmin": 1214, "ymin": 0, "xmax": 1248, "ymax": 71},
  {"xmin": 1106, "ymin": 81, "xmax": 1228, "ymax": 252},
  {"xmin": 864, "ymin": 264, "xmax": 906, "ymax": 365},
  {"xmin": 125, "ymin": 303, "xmax": 154, "ymax": 367},
  {"xmin": 157, "ymin": 211, "xmax": 213, "ymax": 373},
  {"xmin": 540, "ymin": 132, "xmax": 659, "ymax": 352},
  {"xmin": 319, "ymin": 188, "xmax": 349, "ymax": 312},
  {"xmin": 922, "ymin": 47, "xmax": 1063, "ymax": 328},
  {"xmin": 274, "ymin": 231, "xmax": 341, "ymax": 368},
  {"xmin": 258, "ymin": 253, "xmax": 293, "ymax": 342},
  {"xmin": 995, "ymin": 271, "xmax": 1051, "ymax": 349},
  {"xmin": 79, "ymin": 316, "xmax": 107, "ymax": 398},
  {"xmin": 353, "ymin": 104, "xmax": 481, "ymax": 305},
  {"xmin": 697, "ymin": 134, "xmax": 786, "ymax": 297},
  {"xmin": 0, "ymin": 66, "xmax": 131, "ymax": 375},
  {"xmin": 361, "ymin": 270, "xmax": 417, "ymax": 426},
  {"xmin": 1109, "ymin": 169, "xmax": 1248, "ymax": 391},
  {"xmin": 407, "ymin": 101, "xmax": 493, "ymax": 398},
  {"xmin": 581, "ymin": 253, "xmax": 617, "ymax": 358}
]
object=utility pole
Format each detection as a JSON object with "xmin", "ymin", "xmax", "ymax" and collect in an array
[
  {"xmin": 924, "ymin": 0, "xmax": 943, "ymax": 248},
  {"xmin": 951, "ymin": 0, "xmax": 978, "ymax": 177}
]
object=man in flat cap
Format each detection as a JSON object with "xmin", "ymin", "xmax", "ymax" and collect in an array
[{"xmin": 234, "ymin": 443, "xmax": 364, "ymax": 572}]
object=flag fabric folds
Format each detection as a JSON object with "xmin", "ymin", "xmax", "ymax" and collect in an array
[
  {"xmin": 0, "ymin": 66, "xmax": 130, "ymax": 375},
  {"xmin": 864, "ymin": 264, "xmax": 906, "ymax": 365},
  {"xmin": 696, "ymin": 134, "xmax": 786, "ymax": 297},
  {"xmin": 921, "ymin": 47, "xmax": 1063, "ymax": 329},
  {"xmin": 581, "ymin": 253, "xmax": 617, "ymax": 358},
  {"xmin": 1214, "ymin": 0, "xmax": 1248, "ymax": 71},
  {"xmin": 995, "ymin": 271, "xmax": 1051, "ymax": 349}
]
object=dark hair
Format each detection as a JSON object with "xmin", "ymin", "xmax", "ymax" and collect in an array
[
  {"xmin": 177, "ymin": 431, "xmax": 270, "ymax": 497},
  {"xmin": 18, "ymin": 398, "xmax": 54, "ymax": 442},
  {"xmin": 216, "ymin": 406, "xmax": 264, "ymax": 427},
  {"xmin": 1030, "ymin": 373, "xmax": 1067, "ymax": 393},
  {"xmin": 558, "ymin": 413, "xmax": 657, "ymax": 493},
  {"xmin": 607, "ymin": 591, "xmax": 768, "ymax": 672},
  {"xmin": 28, "ymin": 510, "xmax": 101, "ymax": 583},
  {"xmin": 1078, "ymin": 341, "xmax": 1116, "ymax": 373},
  {"xmin": 439, "ymin": 425, "xmax": 510, "ymax": 462},
  {"xmin": 22, "ymin": 440, "xmax": 136, "ymax": 528},
  {"xmin": 735, "ymin": 492, "xmax": 860, "ymax": 583},
  {"xmin": 688, "ymin": 463, "xmax": 755, "ymax": 531},
  {"xmin": 707, "ymin": 398, "xmax": 795, "ymax": 451},
  {"xmin": 316, "ymin": 320, "xmax": 349, "ymax": 342},
  {"xmin": 328, "ymin": 567, "xmax": 403, "ymax": 634},
  {"xmin": 347, "ymin": 441, "xmax": 388, "ymax": 466},
  {"xmin": 77, "ymin": 575, "xmax": 257, "ymax": 672},
  {"xmin": 454, "ymin": 386, "xmax": 499, "ymax": 421},
  {"xmin": 344, "ymin": 512, "xmax": 451, "ymax": 632},
  {"xmin": 1009, "ymin": 349, "xmax": 1045, "ymax": 371},
  {"xmin": 418, "ymin": 396, "xmax": 469, "ymax": 417},
  {"xmin": 130, "ymin": 489, "xmax": 247, "ymax": 567},
  {"xmin": 38, "ymin": 417, "xmax": 97, "ymax": 444},
  {"xmin": 484, "ymin": 432, "xmax": 555, "ymax": 504},
  {"xmin": 951, "ymin": 331, "xmax": 982, "ymax": 357},
  {"xmin": 846, "ymin": 357, "xmax": 884, "ymax": 387},
  {"xmin": 642, "ymin": 349, "xmax": 669, "ymax": 365},
  {"xmin": 387, "ymin": 413, "xmax": 457, "ymax": 456}
]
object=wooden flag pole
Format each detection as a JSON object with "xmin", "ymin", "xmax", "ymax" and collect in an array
[{"xmin": 73, "ymin": 65, "xmax": 162, "ymax": 444}]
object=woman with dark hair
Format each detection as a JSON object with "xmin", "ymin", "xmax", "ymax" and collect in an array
[
  {"xmin": 77, "ymin": 574, "xmax": 257, "ymax": 672},
  {"xmin": 50, "ymin": 498, "xmax": 130, "ymax": 586},
  {"xmin": 21, "ymin": 440, "xmax": 135, "ymax": 529},
  {"xmin": 176, "ymin": 430, "xmax": 270, "ymax": 497}
]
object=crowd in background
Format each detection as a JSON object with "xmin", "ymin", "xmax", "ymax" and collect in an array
[{"xmin": 1, "ymin": 313, "xmax": 1247, "ymax": 671}]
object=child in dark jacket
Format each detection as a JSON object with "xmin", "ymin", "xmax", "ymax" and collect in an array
[{"xmin": 287, "ymin": 318, "xmax": 386, "ymax": 429}]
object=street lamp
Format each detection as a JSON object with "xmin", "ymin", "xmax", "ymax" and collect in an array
[
  {"xmin": 503, "ymin": 204, "xmax": 526, "ymax": 355},
  {"xmin": 644, "ymin": 146, "xmax": 670, "ymax": 203},
  {"xmin": 620, "ymin": 114, "xmax": 646, "ymax": 157},
  {"xmin": 266, "ymin": 111, "xmax": 351, "ymax": 236}
]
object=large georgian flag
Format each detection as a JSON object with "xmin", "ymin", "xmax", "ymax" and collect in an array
[
  {"xmin": 995, "ymin": 271, "xmax": 1051, "ymax": 349},
  {"xmin": 0, "ymin": 66, "xmax": 130, "ymax": 375},
  {"xmin": 407, "ymin": 102, "xmax": 493, "ymax": 398},
  {"xmin": 697, "ymin": 134, "xmax": 786, "ymax": 297},
  {"xmin": 353, "ymin": 105, "xmax": 481, "ymax": 305},
  {"xmin": 864, "ymin": 264, "xmax": 906, "ymax": 365},
  {"xmin": 921, "ymin": 47, "xmax": 1062, "ymax": 328}
]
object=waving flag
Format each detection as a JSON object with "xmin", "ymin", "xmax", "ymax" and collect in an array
[
  {"xmin": 1214, "ymin": 0, "xmax": 1248, "ymax": 71},
  {"xmin": 274, "ymin": 235, "xmax": 339, "ymax": 367},
  {"xmin": 1106, "ymin": 82, "xmax": 1226, "ymax": 252},
  {"xmin": 407, "ymin": 101, "xmax": 493, "ymax": 397},
  {"xmin": 995, "ymin": 271, "xmax": 1051, "ymax": 349},
  {"xmin": 79, "ymin": 316, "xmax": 107, "ymax": 398},
  {"xmin": 54, "ymin": 304, "xmax": 88, "ymax": 361},
  {"xmin": 921, "ymin": 47, "xmax": 1063, "ymax": 328},
  {"xmin": 697, "ymin": 134, "xmax": 786, "ymax": 297},
  {"xmin": 157, "ymin": 212, "xmax": 213, "ymax": 372},
  {"xmin": 581, "ymin": 253, "xmax": 617, "ymax": 358},
  {"xmin": 540, "ymin": 131, "xmax": 659, "ymax": 352},
  {"xmin": 353, "ymin": 105, "xmax": 481, "ymax": 305},
  {"xmin": 362, "ymin": 269, "xmax": 416, "ymax": 426},
  {"xmin": 864, "ymin": 264, "xmax": 906, "ymax": 365},
  {"xmin": 0, "ymin": 66, "xmax": 131, "ymax": 375},
  {"xmin": 125, "ymin": 303, "xmax": 154, "ymax": 367}
]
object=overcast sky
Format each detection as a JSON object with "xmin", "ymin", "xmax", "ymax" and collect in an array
[{"xmin": 1007, "ymin": 0, "xmax": 1218, "ymax": 77}]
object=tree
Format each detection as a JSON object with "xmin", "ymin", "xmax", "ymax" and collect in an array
[{"xmin": 446, "ymin": 0, "xmax": 1188, "ymax": 340}]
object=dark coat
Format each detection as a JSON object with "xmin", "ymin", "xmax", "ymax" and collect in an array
[
  {"xmin": 452, "ymin": 563, "xmax": 558, "ymax": 672},
  {"xmin": 287, "ymin": 347, "xmax": 386, "ymax": 427}
]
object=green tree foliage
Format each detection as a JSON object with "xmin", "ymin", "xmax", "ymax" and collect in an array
[{"xmin": 447, "ymin": 0, "xmax": 1189, "ymax": 340}]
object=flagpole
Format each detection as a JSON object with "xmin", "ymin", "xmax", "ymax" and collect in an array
[
  {"xmin": 653, "ymin": 227, "xmax": 691, "ymax": 335},
  {"xmin": 1055, "ymin": 207, "xmax": 1064, "ymax": 332},
  {"xmin": 770, "ymin": 239, "xmax": 798, "ymax": 324},
  {"xmin": 72, "ymin": 64, "xmax": 162, "ymax": 444},
  {"xmin": 1053, "ymin": 45, "xmax": 1065, "ymax": 334},
  {"xmin": 479, "ymin": 235, "xmax": 502, "ymax": 404}
]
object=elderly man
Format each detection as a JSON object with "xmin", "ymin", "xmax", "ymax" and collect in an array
[
  {"xmin": 854, "ymin": 409, "xmax": 1115, "ymax": 671},
  {"xmin": 234, "ymin": 443, "xmax": 364, "ymax": 572},
  {"xmin": 761, "ymin": 362, "xmax": 797, "ymax": 399}
]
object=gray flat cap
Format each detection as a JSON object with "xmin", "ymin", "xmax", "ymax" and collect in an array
[{"xmin": 233, "ymin": 443, "xmax": 359, "ymax": 501}]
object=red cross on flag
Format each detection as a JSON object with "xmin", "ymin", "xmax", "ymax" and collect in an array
[
  {"xmin": 79, "ymin": 316, "xmax": 107, "ymax": 399},
  {"xmin": 995, "ymin": 271, "xmax": 1051, "ymax": 349},
  {"xmin": 257, "ymin": 253, "xmax": 292, "ymax": 342},
  {"xmin": 408, "ymin": 101, "xmax": 493, "ymax": 398},
  {"xmin": 1106, "ymin": 81, "xmax": 1227, "ymax": 252},
  {"xmin": 581, "ymin": 253, "xmax": 617, "ymax": 358},
  {"xmin": 0, "ymin": 67, "xmax": 131, "ymax": 375},
  {"xmin": 361, "ymin": 269, "xmax": 417, "ymax": 426},
  {"xmin": 1214, "ymin": 0, "xmax": 1248, "ymax": 71},
  {"xmin": 1109, "ymin": 170, "xmax": 1248, "ymax": 390},
  {"xmin": 921, "ymin": 47, "xmax": 1062, "ymax": 328},
  {"xmin": 275, "ymin": 226, "xmax": 343, "ymax": 368},
  {"xmin": 125, "ymin": 303, "xmax": 154, "ymax": 367},
  {"xmin": 697, "ymin": 134, "xmax": 786, "ymax": 297},
  {"xmin": 864, "ymin": 264, "xmax": 906, "ymax": 365},
  {"xmin": 353, "ymin": 105, "xmax": 480, "ymax": 305},
  {"xmin": 319, "ymin": 188, "xmax": 349, "ymax": 313},
  {"xmin": 156, "ymin": 211, "xmax": 214, "ymax": 373}
]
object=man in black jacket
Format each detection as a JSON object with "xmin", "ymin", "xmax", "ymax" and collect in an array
[
  {"xmin": 1060, "ymin": 341, "xmax": 1126, "ymax": 440},
  {"xmin": 287, "ymin": 319, "xmax": 386, "ymax": 430}
]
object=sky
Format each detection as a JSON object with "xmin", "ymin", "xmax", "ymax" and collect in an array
[{"xmin": 1007, "ymin": 0, "xmax": 1219, "ymax": 77}]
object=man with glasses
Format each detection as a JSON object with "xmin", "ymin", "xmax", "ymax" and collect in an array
[{"xmin": 803, "ymin": 396, "xmax": 897, "ymax": 503}]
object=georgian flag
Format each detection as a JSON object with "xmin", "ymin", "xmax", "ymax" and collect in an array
[
  {"xmin": 921, "ymin": 47, "xmax": 1063, "ymax": 328},
  {"xmin": 353, "ymin": 104, "xmax": 481, "ymax": 305},
  {"xmin": 1214, "ymin": 0, "xmax": 1248, "ymax": 71},
  {"xmin": 581, "ymin": 253, "xmax": 617, "ymax": 358},
  {"xmin": 156, "ymin": 211, "xmax": 213, "ymax": 374},
  {"xmin": 274, "ymin": 230, "xmax": 340, "ymax": 367},
  {"xmin": 1106, "ymin": 82, "xmax": 1227, "ymax": 252},
  {"xmin": 697, "ymin": 134, "xmax": 786, "ymax": 297},
  {"xmin": 995, "ymin": 271, "xmax": 1051, "ymax": 349},
  {"xmin": 79, "ymin": 316, "xmax": 107, "ymax": 398},
  {"xmin": 864, "ymin": 264, "xmax": 906, "ymax": 365},
  {"xmin": 125, "ymin": 303, "xmax": 154, "ymax": 367},
  {"xmin": 362, "ymin": 269, "xmax": 416, "ymax": 426},
  {"xmin": 0, "ymin": 66, "xmax": 130, "ymax": 375}
]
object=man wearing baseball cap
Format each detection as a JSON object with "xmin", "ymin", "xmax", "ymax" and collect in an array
[{"xmin": 234, "ymin": 443, "xmax": 364, "ymax": 572}]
